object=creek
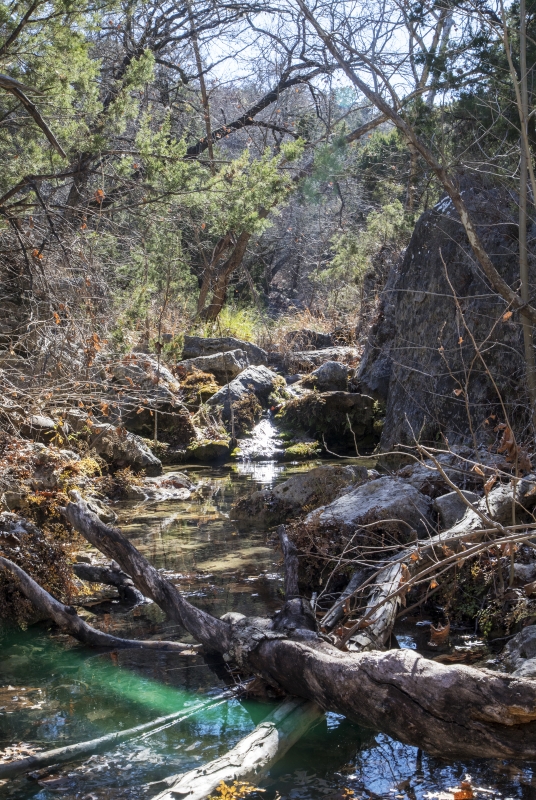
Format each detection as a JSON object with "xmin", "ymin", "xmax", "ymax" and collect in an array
[{"xmin": 1, "ymin": 458, "xmax": 535, "ymax": 799}]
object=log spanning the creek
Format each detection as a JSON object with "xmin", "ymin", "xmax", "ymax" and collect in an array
[
  {"xmin": 62, "ymin": 491, "xmax": 536, "ymax": 760},
  {"xmin": 151, "ymin": 699, "xmax": 323, "ymax": 800}
]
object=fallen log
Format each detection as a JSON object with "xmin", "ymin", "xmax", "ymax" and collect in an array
[
  {"xmin": 0, "ymin": 693, "xmax": 230, "ymax": 780},
  {"xmin": 62, "ymin": 493, "xmax": 536, "ymax": 759},
  {"xmin": 0, "ymin": 556, "xmax": 197, "ymax": 652},
  {"xmin": 151, "ymin": 698, "xmax": 323, "ymax": 800}
]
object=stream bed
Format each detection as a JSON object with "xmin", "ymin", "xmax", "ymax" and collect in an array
[{"xmin": 1, "ymin": 458, "xmax": 536, "ymax": 800}]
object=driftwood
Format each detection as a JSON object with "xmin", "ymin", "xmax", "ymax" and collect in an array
[
  {"xmin": 73, "ymin": 562, "xmax": 145, "ymax": 605},
  {"xmin": 151, "ymin": 699, "xmax": 322, "ymax": 800},
  {"xmin": 335, "ymin": 474, "xmax": 536, "ymax": 650},
  {"xmin": 62, "ymin": 492, "xmax": 536, "ymax": 760},
  {"xmin": 0, "ymin": 693, "xmax": 230, "ymax": 780},
  {"xmin": 0, "ymin": 556, "xmax": 196, "ymax": 652},
  {"xmin": 321, "ymin": 568, "xmax": 369, "ymax": 630}
]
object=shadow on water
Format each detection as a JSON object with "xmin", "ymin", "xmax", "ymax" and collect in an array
[{"xmin": 2, "ymin": 459, "xmax": 536, "ymax": 799}]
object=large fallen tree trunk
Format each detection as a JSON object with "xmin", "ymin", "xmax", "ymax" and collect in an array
[
  {"xmin": 62, "ymin": 492, "xmax": 536, "ymax": 760},
  {"xmin": 151, "ymin": 699, "xmax": 322, "ymax": 800}
]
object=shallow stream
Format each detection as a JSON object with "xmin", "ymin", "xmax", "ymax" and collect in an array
[{"xmin": 2, "ymin": 457, "xmax": 536, "ymax": 800}]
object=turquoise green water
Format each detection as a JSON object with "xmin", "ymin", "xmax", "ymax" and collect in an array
[{"xmin": 1, "ymin": 459, "xmax": 535, "ymax": 799}]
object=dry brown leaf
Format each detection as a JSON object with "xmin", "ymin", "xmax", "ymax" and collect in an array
[
  {"xmin": 472, "ymin": 464, "xmax": 485, "ymax": 476},
  {"xmin": 453, "ymin": 388, "xmax": 463, "ymax": 396},
  {"xmin": 484, "ymin": 475, "xmax": 497, "ymax": 495},
  {"xmin": 429, "ymin": 620, "xmax": 450, "ymax": 646},
  {"xmin": 502, "ymin": 310, "xmax": 513, "ymax": 321}
]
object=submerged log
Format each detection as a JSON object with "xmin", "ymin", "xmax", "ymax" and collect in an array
[
  {"xmin": 0, "ymin": 693, "xmax": 230, "ymax": 780},
  {"xmin": 62, "ymin": 493, "xmax": 536, "ymax": 760},
  {"xmin": 151, "ymin": 698, "xmax": 322, "ymax": 800},
  {"xmin": 0, "ymin": 556, "xmax": 197, "ymax": 652}
]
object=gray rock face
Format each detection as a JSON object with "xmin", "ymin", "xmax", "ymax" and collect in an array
[
  {"xmin": 357, "ymin": 184, "xmax": 536, "ymax": 449},
  {"xmin": 307, "ymin": 476, "xmax": 433, "ymax": 539},
  {"xmin": 308, "ymin": 360, "xmax": 349, "ymax": 391},
  {"xmin": 278, "ymin": 391, "xmax": 377, "ymax": 450},
  {"xmin": 104, "ymin": 354, "xmax": 193, "ymax": 443},
  {"xmin": 182, "ymin": 336, "xmax": 267, "ymax": 366},
  {"xmin": 89, "ymin": 423, "xmax": 162, "ymax": 475},
  {"xmin": 285, "ymin": 346, "xmax": 359, "ymax": 373},
  {"xmin": 19, "ymin": 414, "xmax": 58, "ymax": 443},
  {"xmin": 207, "ymin": 366, "xmax": 281, "ymax": 419},
  {"xmin": 434, "ymin": 490, "xmax": 479, "ymax": 529},
  {"xmin": 177, "ymin": 349, "xmax": 247, "ymax": 383},
  {"xmin": 502, "ymin": 626, "xmax": 536, "ymax": 677},
  {"xmin": 231, "ymin": 464, "xmax": 369, "ymax": 525}
]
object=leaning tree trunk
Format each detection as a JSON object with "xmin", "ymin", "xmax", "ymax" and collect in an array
[{"xmin": 62, "ymin": 493, "xmax": 536, "ymax": 760}]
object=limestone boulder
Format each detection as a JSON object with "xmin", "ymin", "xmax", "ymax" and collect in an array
[
  {"xmin": 182, "ymin": 336, "xmax": 267, "ymax": 366},
  {"xmin": 187, "ymin": 439, "xmax": 230, "ymax": 461},
  {"xmin": 284, "ymin": 346, "xmax": 359, "ymax": 374},
  {"xmin": 305, "ymin": 360, "xmax": 349, "ymax": 391},
  {"xmin": 176, "ymin": 349, "xmax": 247, "ymax": 383},
  {"xmin": 357, "ymin": 183, "xmax": 536, "ymax": 449},
  {"xmin": 501, "ymin": 626, "xmax": 536, "ymax": 677},
  {"xmin": 89, "ymin": 422, "xmax": 162, "ymax": 475},
  {"xmin": 434, "ymin": 490, "xmax": 479, "ymax": 529},
  {"xmin": 207, "ymin": 366, "xmax": 282, "ymax": 420},
  {"xmin": 305, "ymin": 476, "xmax": 433, "ymax": 539},
  {"xmin": 231, "ymin": 464, "xmax": 369, "ymax": 526},
  {"xmin": 278, "ymin": 391, "xmax": 378, "ymax": 451}
]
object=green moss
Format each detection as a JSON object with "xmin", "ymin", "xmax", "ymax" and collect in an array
[
  {"xmin": 187, "ymin": 439, "xmax": 230, "ymax": 460},
  {"xmin": 231, "ymin": 392, "xmax": 262, "ymax": 436},
  {"xmin": 283, "ymin": 441, "xmax": 321, "ymax": 460}
]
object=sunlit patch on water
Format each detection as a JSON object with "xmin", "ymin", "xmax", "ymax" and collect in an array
[{"xmin": 233, "ymin": 458, "xmax": 285, "ymax": 485}]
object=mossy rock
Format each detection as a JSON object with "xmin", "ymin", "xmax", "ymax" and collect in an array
[
  {"xmin": 283, "ymin": 441, "xmax": 321, "ymax": 460},
  {"xmin": 187, "ymin": 439, "xmax": 230, "ymax": 461},
  {"xmin": 278, "ymin": 391, "xmax": 378, "ymax": 451},
  {"xmin": 181, "ymin": 369, "xmax": 220, "ymax": 408}
]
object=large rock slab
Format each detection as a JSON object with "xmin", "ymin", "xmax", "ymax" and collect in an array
[
  {"xmin": 176, "ymin": 349, "xmax": 247, "ymax": 384},
  {"xmin": 207, "ymin": 366, "xmax": 282, "ymax": 420},
  {"xmin": 357, "ymin": 183, "xmax": 536, "ymax": 449},
  {"xmin": 103, "ymin": 354, "xmax": 194, "ymax": 444},
  {"xmin": 305, "ymin": 476, "xmax": 433, "ymax": 539},
  {"xmin": 231, "ymin": 464, "xmax": 369, "ymax": 526},
  {"xmin": 64, "ymin": 410, "xmax": 162, "ymax": 475},
  {"xmin": 182, "ymin": 336, "xmax": 267, "ymax": 366}
]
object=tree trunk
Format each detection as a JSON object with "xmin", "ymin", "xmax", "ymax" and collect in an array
[{"xmin": 61, "ymin": 493, "xmax": 536, "ymax": 760}]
